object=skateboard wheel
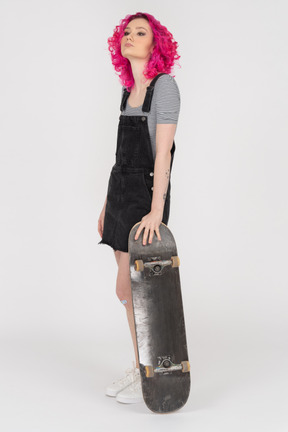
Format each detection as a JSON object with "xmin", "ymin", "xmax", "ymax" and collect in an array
[
  {"xmin": 181, "ymin": 361, "xmax": 190, "ymax": 373},
  {"xmin": 171, "ymin": 256, "xmax": 180, "ymax": 268},
  {"xmin": 134, "ymin": 259, "xmax": 144, "ymax": 272},
  {"xmin": 145, "ymin": 365, "xmax": 154, "ymax": 378}
]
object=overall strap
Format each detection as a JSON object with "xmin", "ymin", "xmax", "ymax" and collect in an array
[
  {"xmin": 120, "ymin": 72, "xmax": 168, "ymax": 112},
  {"xmin": 142, "ymin": 73, "xmax": 167, "ymax": 112},
  {"xmin": 120, "ymin": 88, "xmax": 130, "ymax": 112}
]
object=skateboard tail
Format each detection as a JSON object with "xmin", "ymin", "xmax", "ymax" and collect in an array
[{"xmin": 140, "ymin": 366, "xmax": 191, "ymax": 413}]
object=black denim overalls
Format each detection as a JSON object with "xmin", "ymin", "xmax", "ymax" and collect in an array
[{"xmin": 98, "ymin": 72, "xmax": 176, "ymax": 253}]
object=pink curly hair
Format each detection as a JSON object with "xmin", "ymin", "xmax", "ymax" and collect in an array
[{"xmin": 107, "ymin": 12, "xmax": 181, "ymax": 91}]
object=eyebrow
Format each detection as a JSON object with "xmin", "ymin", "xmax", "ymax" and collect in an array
[{"xmin": 124, "ymin": 26, "xmax": 148, "ymax": 31}]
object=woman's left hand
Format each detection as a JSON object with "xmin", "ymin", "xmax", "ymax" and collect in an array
[{"xmin": 134, "ymin": 209, "xmax": 163, "ymax": 245}]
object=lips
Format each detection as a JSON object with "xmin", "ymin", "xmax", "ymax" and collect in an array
[{"xmin": 125, "ymin": 43, "xmax": 133, "ymax": 47}]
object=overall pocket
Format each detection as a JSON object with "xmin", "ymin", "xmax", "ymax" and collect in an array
[{"xmin": 116, "ymin": 126, "xmax": 142, "ymax": 167}]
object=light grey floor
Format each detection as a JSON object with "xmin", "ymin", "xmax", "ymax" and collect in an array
[{"xmin": 1, "ymin": 331, "xmax": 287, "ymax": 432}]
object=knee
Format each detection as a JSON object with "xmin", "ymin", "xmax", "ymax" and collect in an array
[
  {"xmin": 116, "ymin": 282, "xmax": 132, "ymax": 309},
  {"xmin": 118, "ymin": 295, "xmax": 132, "ymax": 310},
  {"xmin": 115, "ymin": 252, "xmax": 132, "ymax": 309},
  {"xmin": 116, "ymin": 280, "xmax": 127, "ymax": 301}
]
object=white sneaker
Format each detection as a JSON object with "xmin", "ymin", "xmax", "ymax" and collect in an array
[
  {"xmin": 116, "ymin": 370, "xmax": 143, "ymax": 404},
  {"xmin": 106, "ymin": 362, "xmax": 137, "ymax": 397}
]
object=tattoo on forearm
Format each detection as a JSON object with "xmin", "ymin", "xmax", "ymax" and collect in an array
[{"xmin": 163, "ymin": 169, "xmax": 170, "ymax": 200}]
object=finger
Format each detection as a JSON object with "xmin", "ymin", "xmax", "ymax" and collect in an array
[
  {"xmin": 143, "ymin": 227, "xmax": 150, "ymax": 245},
  {"xmin": 135, "ymin": 224, "xmax": 143, "ymax": 240},
  {"xmin": 148, "ymin": 229, "xmax": 155, "ymax": 244},
  {"xmin": 155, "ymin": 227, "xmax": 161, "ymax": 241}
]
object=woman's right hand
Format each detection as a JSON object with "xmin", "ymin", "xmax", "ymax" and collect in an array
[{"xmin": 98, "ymin": 198, "xmax": 107, "ymax": 238}]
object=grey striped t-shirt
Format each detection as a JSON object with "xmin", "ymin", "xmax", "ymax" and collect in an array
[{"xmin": 121, "ymin": 74, "xmax": 180, "ymax": 160}]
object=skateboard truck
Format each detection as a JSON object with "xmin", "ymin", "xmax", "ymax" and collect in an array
[
  {"xmin": 144, "ymin": 359, "xmax": 190, "ymax": 378},
  {"xmin": 134, "ymin": 256, "xmax": 180, "ymax": 275}
]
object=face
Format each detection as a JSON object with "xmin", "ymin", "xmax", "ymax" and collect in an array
[{"xmin": 121, "ymin": 18, "xmax": 155, "ymax": 61}]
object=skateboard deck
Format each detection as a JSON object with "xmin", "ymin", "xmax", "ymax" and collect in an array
[{"xmin": 128, "ymin": 222, "xmax": 190, "ymax": 413}]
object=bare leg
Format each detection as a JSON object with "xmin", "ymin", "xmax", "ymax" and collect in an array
[{"xmin": 114, "ymin": 250, "xmax": 139, "ymax": 369}]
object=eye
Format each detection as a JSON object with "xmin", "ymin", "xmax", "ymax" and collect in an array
[{"xmin": 123, "ymin": 31, "xmax": 146, "ymax": 36}]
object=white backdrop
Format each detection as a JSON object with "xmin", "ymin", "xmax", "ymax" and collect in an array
[{"xmin": 0, "ymin": 0, "xmax": 287, "ymax": 430}]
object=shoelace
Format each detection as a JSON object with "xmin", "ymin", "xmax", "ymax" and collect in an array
[
  {"xmin": 113, "ymin": 361, "xmax": 137, "ymax": 385},
  {"xmin": 127, "ymin": 375, "xmax": 142, "ymax": 391}
]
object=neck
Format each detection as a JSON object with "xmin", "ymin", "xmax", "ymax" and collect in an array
[{"xmin": 129, "ymin": 59, "xmax": 153, "ymax": 93}]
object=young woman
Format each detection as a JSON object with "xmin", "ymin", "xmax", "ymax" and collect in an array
[{"xmin": 98, "ymin": 12, "xmax": 181, "ymax": 404}]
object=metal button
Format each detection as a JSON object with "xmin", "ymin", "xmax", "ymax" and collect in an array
[
  {"xmin": 151, "ymin": 187, "xmax": 153, "ymax": 191},
  {"xmin": 141, "ymin": 116, "xmax": 146, "ymax": 121},
  {"xmin": 149, "ymin": 172, "xmax": 154, "ymax": 176}
]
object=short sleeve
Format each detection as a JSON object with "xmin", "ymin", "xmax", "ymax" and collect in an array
[{"xmin": 155, "ymin": 75, "xmax": 181, "ymax": 124}]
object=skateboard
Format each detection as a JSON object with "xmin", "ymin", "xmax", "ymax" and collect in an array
[{"xmin": 128, "ymin": 222, "xmax": 191, "ymax": 413}]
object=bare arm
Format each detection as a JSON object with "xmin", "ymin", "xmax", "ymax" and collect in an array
[
  {"xmin": 134, "ymin": 123, "xmax": 177, "ymax": 245},
  {"xmin": 98, "ymin": 195, "xmax": 107, "ymax": 238},
  {"xmin": 151, "ymin": 123, "xmax": 177, "ymax": 213}
]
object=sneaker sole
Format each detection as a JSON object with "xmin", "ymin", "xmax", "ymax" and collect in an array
[
  {"xmin": 105, "ymin": 384, "xmax": 132, "ymax": 397},
  {"xmin": 116, "ymin": 394, "xmax": 144, "ymax": 404}
]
